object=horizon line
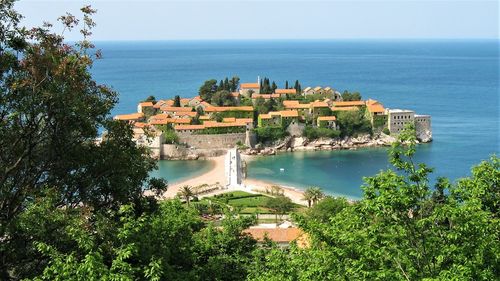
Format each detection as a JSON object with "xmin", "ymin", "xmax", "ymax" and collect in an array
[{"xmin": 86, "ymin": 38, "xmax": 500, "ymax": 43}]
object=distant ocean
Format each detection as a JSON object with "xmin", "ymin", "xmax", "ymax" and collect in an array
[{"xmin": 91, "ymin": 40, "xmax": 499, "ymax": 197}]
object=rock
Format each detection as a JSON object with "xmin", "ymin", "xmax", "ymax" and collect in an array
[
  {"xmin": 291, "ymin": 137, "xmax": 306, "ymax": 148},
  {"xmin": 186, "ymin": 154, "xmax": 199, "ymax": 160},
  {"xmin": 416, "ymin": 130, "xmax": 432, "ymax": 143}
]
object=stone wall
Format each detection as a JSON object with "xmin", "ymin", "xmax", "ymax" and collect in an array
[
  {"xmin": 160, "ymin": 144, "xmax": 227, "ymax": 160},
  {"xmin": 177, "ymin": 132, "xmax": 247, "ymax": 149}
]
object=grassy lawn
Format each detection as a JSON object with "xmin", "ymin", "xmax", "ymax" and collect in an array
[{"xmin": 205, "ymin": 191, "xmax": 304, "ymax": 215}]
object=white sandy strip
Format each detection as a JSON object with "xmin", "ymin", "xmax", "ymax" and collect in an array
[
  {"xmin": 242, "ymin": 178, "xmax": 308, "ymax": 206},
  {"xmin": 158, "ymin": 155, "xmax": 227, "ymax": 199}
]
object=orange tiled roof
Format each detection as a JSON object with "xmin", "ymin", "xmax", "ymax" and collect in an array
[
  {"xmin": 138, "ymin": 101, "xmax": 154, "ymax": 107},
  {"xmin": 259, "ymin": 114, "xmax": 271, "ymax": 119},
  {"xmin": 149, "ymin": 118, "xmax": 191, "ymax": 125},
  {"xmin": 206, "ymin": 122, "xmax": 246, "ymax": 128},
  {"xmin": 134, "ymin": 122, "xmax": 149, "ymax": 128},
  {"xmin": 231, "ymin": 92, "xmax": 240, "ymax": 97},
  {"xmin": 150, "ymin": 113, "xmax": 170, "ymax": 120},
  {"xmin": 199, "ymin": 115, "xmax": 211, "ymax": 120},
  {"xmin": 223, "ymin": 117, "xmax": 236, "ymax": 123},
  {"xmin": 279, "ymin": 110, "xmax": 299, "ymax": 118},
  {"xmin": 318, "ymin": 116, "xmax": 337, "ymax": 121},
  {"xmin": 365, "ymin": 99, "xmax": 385, "ymax": 113},
  {"xmin": 311, "ymin": 101, "xmax": 329, "ymax": 108},
  {"xmin": 160, "ymin": 106, "xmax": 194, "ymax": 112},
  {"xmin": 252, "ymin": 93, "xmax": 279, "ymax": 99},
  {"xmin": 176, "ymin": 112, "xmax": 198, "ymax": 117},
  {"xmin": 275, "ymin": 89, "xmax": 297, "ymax": 95},
  {"xmin": 174, "ymin": 124, "xmax": 205, "ymax": 130},
  {"xmin": 153, "ymin": 100, "xmax": 166, "ymax": 109},
  {"xmin": 332, "ymin": 100, "xmax": 365, "ymax": 107},
  {"xmin": 331, "ymin": 106, "xmax": 358, "ymax": 111},
  {"xmin": 243, "ymin": 227, "xmax": 307, "ymax": 244},
  {"xmin": 240, "ymin": 83, "xmax": 260, "ymax": 89},
  {"xmin": 205, "ymin": 106, "xmax": 254, "ymax": 112},
  {"xmin": 114, "ymin": 113, "xmax": 144, "ymax": 121},
  {"xmin": 283, "ymin": 101, "xmax": 311, "ymax": 109},
  {"xmin": 235, "ymin": 118, "xmax": 253, "ymax": 124}
]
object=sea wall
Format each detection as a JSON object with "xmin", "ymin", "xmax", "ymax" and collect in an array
[
  {"xmin": 160, "ymin": 144, "xmax": 227, "ymax": 160},
  {"xmin": 177, "ymin": 133, "xmax": 247, "ymax": 149}
]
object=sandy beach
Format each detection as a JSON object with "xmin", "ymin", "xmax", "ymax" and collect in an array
[
  {"xmin": 154, "ymin": 154, "xmax": 307, "ymax": 206},
  {"xmin": 158, "ymin": 155, "xmax": 226, "ymax": 199}
]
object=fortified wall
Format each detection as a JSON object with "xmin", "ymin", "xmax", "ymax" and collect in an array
[{"xmin": 177, "ymin": 132, "xmax": 247, "ymax": 149}]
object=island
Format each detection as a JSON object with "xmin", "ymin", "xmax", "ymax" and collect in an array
[{"xmin": 113, "ymin": 76, "xmax": 432, "ymax": 160}]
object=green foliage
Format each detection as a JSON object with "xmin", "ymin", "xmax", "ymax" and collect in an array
[
  {"xmin": 383, "ymin": 127, "xmax": 391, "ymax": 135},
  {"xmin": 173, "ymin": 95, "xmax": 181, "ymax": 107},
  {"xmin": 142, "ymin": 106, "xmax": 157, "ymax": 118},
  {"xmin": 144, "ymin": 95, "xmax": 156, "ymax": 102},
  {"xmin": 341, "ymin": 90, "xmax": 362, "ymax": 101},
  {"xmin": 265, "ymin": 196, "xmax": 295, "ymax": 222},
  {"xmin": 305, "ymin": 196, "xmax": 349, "ymax": 222},
  {"xmin": 303, "ymin": 126, "xmax": 340, "ymax": 140},
  {"xmin": 212, "ymin": 90, "xmax": 235, "ymax": 106},
  {"xmin": 254, "ymin": 126, "xmax": 288, "ymax": 143},
  {"xmin": 251, "ymin": 125, "xmax": 500, "ymax": 280},
  {"xmin": 336, "ymin": 108, "xmax": 372, "ymax": 137},
  {"xmin": 163, "ymin": 129, "xmax": 179, "ymax": 144},
  {"xmin": 198, "ymin": 79, "xmax": 218, "ymax": 102},
  {"xmin": 197, "ymin": 126, "xmax": 246, "ymax": 135}
]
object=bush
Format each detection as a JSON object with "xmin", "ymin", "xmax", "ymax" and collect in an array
[
  {"xmin": 254, "ymin": 126, "xmax": 288, "ymax": 143},
  {"xmin": 164, "ymin": 129, "xmax": 179, "ymax": 144},
  {"xmin": 303, "ymin": 126, "xmax": 341, "ymax": 140},
  {"xmin": 337, "ymin": 108, "xmax": 372, "ymax": 137},
  {"xmin": 383, "ymin": 127, "xmax": 390, "ymax": 135}
]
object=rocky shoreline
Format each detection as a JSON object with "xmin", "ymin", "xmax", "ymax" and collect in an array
[{"xmin": 242, "ymin": 133, "xmax": 432, "ymax": 156}]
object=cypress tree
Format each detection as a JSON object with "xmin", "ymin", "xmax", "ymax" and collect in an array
[
  {"xmin": 219, "ymin": 80, "xmax": 224, "ymax": 90},
  {"xmin": 272, "ymin": 81, "xmax": 277, "ymax": 92},
  {"xmin": 224, "ymin": 77, "xmax": 229, "ymax": 91},
  {"xmin": 285, "ymin": 80, "xmax": 289, "ymax": 89},
  {"xmin": 174, "ymin": 95, "xmax": 181, "ymax": 107}
]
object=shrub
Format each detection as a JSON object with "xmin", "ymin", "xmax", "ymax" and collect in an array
[
  {"xmin": 383, "ymin": 127, "xmax": 390, "ymax": 135},
  {"xmin": 164, "ymin": 130, "xmax": 179, "ymax": 144},
  {"xmin": 303, "ymin": 126, "xmax": 341, "ymax": 140},
  {"xmin": 254, "ymin": 126, "xmax": 288, "ymax": 143}
]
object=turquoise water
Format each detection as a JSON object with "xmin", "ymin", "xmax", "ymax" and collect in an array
[
  {"xmin": 149, "ymin": 160, "xmax": 214, "ymax": 184},
  {"xmin": 91, "ymin": 40, "xmax": 499, "ymax": 195}
]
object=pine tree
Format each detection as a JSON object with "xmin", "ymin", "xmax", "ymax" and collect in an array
[
  {"xmin": 219, "ymin": 80, "xmax": 224, "ymax": 90},
  {"xmin": 174, "ymin": 95, "xmax": 181, "ymax": 107},
  {"xmin": 271, "ymin": 81, "xmax": 277, "ymax": 92},
  {"xmin": 285, "ymin": 80, "xmax": 289, "ymax": 89},
  {"xmin": 224, "ymin": 77, "xmax": 229, "ymax": 91}
]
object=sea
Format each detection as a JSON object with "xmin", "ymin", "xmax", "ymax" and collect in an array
[{"xmin": 91, "ymin": 40, "xmax": 499, "ymax": 198}]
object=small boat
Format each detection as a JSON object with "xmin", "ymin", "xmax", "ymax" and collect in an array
[{"xmin": 280, "ymin": 168, "xmax": 285, "ymax": 172}]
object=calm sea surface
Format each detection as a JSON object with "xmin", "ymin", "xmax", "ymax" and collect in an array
[{"xmin": 91, "ymin": 40, "xmax": 499, "ymax": 195}]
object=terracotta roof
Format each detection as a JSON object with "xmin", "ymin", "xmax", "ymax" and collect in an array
[
  {"xmin": 149, "ymin": 118, "xmax": 191, "ymax": 125},
  {"xmin": 205, "ymin": 106, "xmax": 254, "ymax": 112},
  {"xmin": 199, "ymin": 115, "xmax": 211, "ymax": 120},
  {"xmin": 223, "ymin": 117, "xmax": 236, "ymax": 123},
  {"xmin": 311, "ymin": 101, "xmax": 329, "ymax": 108},
  {"xmin": 231, "ymin": 92, "xmax": 240, "ymax": 97},
  {"xmin": 153, "ymin": 100, "xmax": 167, "ymax": 109},
  {"xmin": 174, "ymin": 124, "xmax": 205, "ymax": 130},
  {"xmin": 150, "ymin": 113, "xmax": 170, "ymax": 121},
  {"xmin": 176, "ymin": 112, "xmax": 198, "ymax": 117},
  {"xmin": 318, "ymin": 116, "xmax": 337, "ymax": 121},
  {"xmin": 331, "ymin": 106, "xmax": 358, "ymax": 111},
  {"xmin": 332, "ymin": 101, "xmax": 365, "ymax": 107},
  {"xmin": 313, "ymin": 86, "xmax": 322, "ymax": 91},
  {"xmin": 252, "ymin": 93, "xmax": 279, "ymax": 99},
  {"xmin": 191, "ymin": 96, "xmax": 203, "ymax": 101},
  {"xmin": 243, "ymin": 227, "xmax": 308, "ymax": 246},
  {"xmin": 200, "ymin": 101, "xmax": 212, "ymax": 107},
  {"xmin": 114, "ymin": 113, "xmax": 144, "ymax": 121},
  {"xmin": 259, "ymin": 114, "xmax": 271, "ymax": 119},
  {"xmin": 235, "ymin": 118, "xmax": 253, "ymax": 124},
  {"xmin": 160, "ymin": 106, "xmax": 194, "ymax": 112},
  {"xmin": 138, "ymin": 101, "xmax": 154, "ymax": 107},
  {"xmin": 283, "ymin": 101, "xmax": 311, "ymax": 109},
  {"xmin": 279, "ymin": 110, "xmax": 299, "ymax": 118},
  {"xmin": 240, "ymin": 83, "xmax": 260, "ymax": 89},
  {"xmin": 275, "ymin": 89, "xmax": 297, "ymax": 95},
  {"xmin": 202, "ymin": 121, "xmax": 246, "ymax": 128},
  {"xmin": 134, "ymin": 122, "xmax": 149, "ymax": 128},
  {"xmin": 365, "ymin": 99, "xmax": 385, "ymax": 113}
]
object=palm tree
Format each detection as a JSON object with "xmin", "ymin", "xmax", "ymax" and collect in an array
[
  {"xmin": 306, "ymin": 187, "xmax": 325, "ymax": 206},
  {"xmin": 303, "ymin": 189, "xmax": 314, "ymax": 208},
  {"xmin": 178, "ymin": 185, "xmax": 194, "ymax": 207}
]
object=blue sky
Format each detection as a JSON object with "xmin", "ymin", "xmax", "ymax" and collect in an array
[{"xmin": 16, "ymin": 0, "xmax": 499, "ymax": 41}]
